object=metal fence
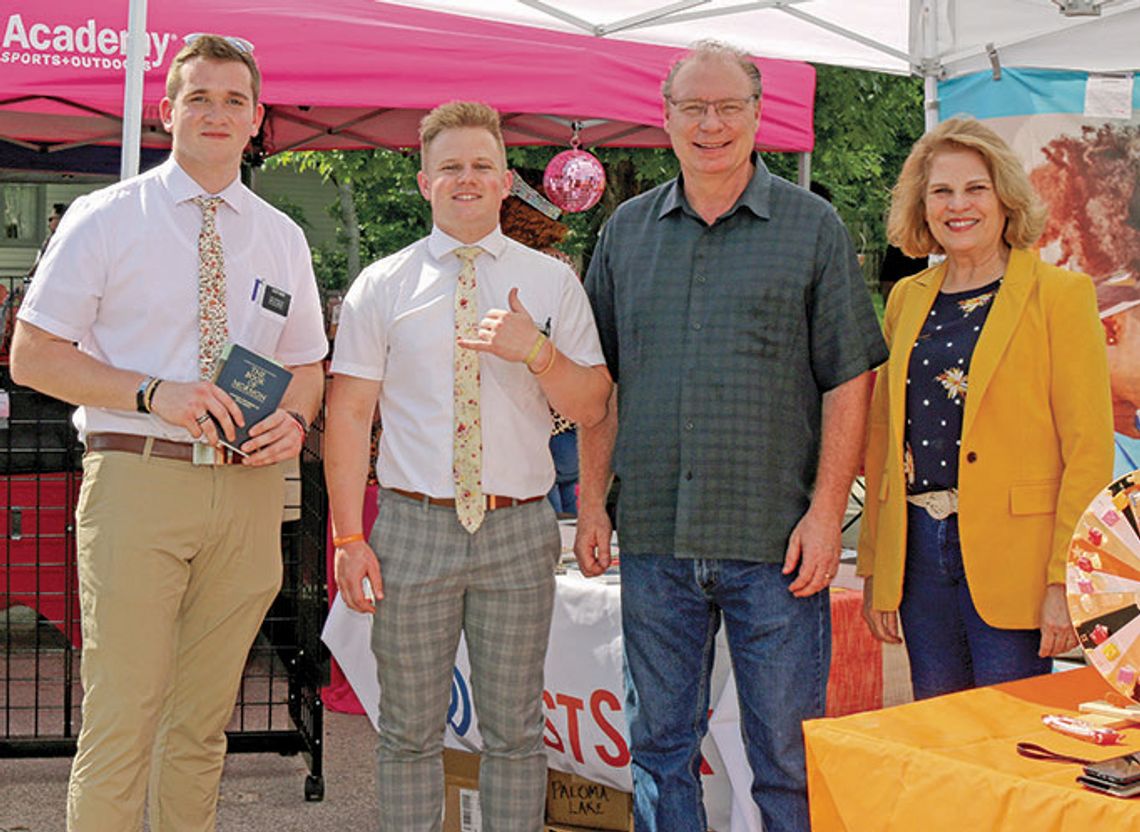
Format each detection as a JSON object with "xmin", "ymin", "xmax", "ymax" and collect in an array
[{"xmin": 0, "ymin": 368, "xmax": 328, "ymax": 800}]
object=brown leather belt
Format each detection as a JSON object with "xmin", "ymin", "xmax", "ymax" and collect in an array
[
  {"xmin": 85, "ymin": 432, "xmax": 244, "ymax": 465},
  {"xmin": 388, "ymin": 487, "xmax": 544, "ymax": 510}
]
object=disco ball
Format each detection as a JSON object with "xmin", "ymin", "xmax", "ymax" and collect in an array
[{"xmin": 543, "ymin": 149, "xmax": 606, "ymax": 213}]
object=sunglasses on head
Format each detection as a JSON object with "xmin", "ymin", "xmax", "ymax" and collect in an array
[{"xmin": 183, "ymin": 33, "xmax": 255, "ymax": 54}]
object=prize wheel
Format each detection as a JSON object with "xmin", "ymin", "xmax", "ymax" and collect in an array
[{"xmin": 1066, "ymin": 469, "xmax": 1140, "ymax": 702}]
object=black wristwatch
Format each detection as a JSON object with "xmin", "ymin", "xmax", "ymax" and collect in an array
[{"xmin": 286, "ymin": 410, "xmax": 309, "ymax": 436}]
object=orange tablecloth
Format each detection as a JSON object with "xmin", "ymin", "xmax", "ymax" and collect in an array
[{"xmin": 804, "ymin": 667, "xmax": 1140, "ymax": 831}]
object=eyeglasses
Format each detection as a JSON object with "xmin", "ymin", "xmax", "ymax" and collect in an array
[
  {"xmin": 183, "ymin": 33, "xmax": 255, "ymax": 54},
  {"xmin": 666, "ymin": 96, "xmax": 758, "ymax": 121}
]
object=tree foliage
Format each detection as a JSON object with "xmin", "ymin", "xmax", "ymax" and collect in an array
[{"xmin": 267, "ymin": 65, "xmax": 923, "ymax": 291}]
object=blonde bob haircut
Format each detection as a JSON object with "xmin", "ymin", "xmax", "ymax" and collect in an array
[{"xmin": 887, "ymin": 116, "xmax": 1047, "ymax": 258}]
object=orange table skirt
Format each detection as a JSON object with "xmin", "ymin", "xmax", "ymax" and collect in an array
[{"xmin": 805, "ymin": 667, "xmax": 1140, "ymax": 831}]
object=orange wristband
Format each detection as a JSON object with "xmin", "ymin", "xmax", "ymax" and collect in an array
[{"xmin": 333, "ymin": 533, "xmax": 365, "ymax": 547}]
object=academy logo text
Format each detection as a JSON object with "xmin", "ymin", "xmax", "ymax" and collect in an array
[{"xmin": 2, "ymin": 14, "xmax": 177, "ymax": 71}]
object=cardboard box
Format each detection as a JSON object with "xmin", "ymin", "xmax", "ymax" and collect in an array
[
  {"xmin": 546, "ymin": 768, "xmax": 633, "ymax": 832},
  {"xmin": 444, "ymin": 749, "xmax": 482, "ymax": 832}
]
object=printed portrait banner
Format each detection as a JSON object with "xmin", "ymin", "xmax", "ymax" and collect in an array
[{"xmin": 939, "ymin": 68, "xmax": 1140, "ymax": 478}]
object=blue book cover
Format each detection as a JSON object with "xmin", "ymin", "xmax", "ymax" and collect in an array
[{"xmin": 210, "ymin": 342, "xmax": 293, "ymax": 456}]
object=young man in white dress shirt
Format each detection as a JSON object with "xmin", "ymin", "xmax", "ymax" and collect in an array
[
  {"xmin": 326, "ymin": 101, "xmax": 611, "ymax": 830},
  {"xmin": 10, "ymin": 35, "xmax": 326, "ymax": 831}
]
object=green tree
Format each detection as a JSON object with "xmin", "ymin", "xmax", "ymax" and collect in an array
[
  {"xmin": 269, "ymin": 65, "xmax": 923, "ymax": 292},
  {"xmin": 785, "ymin": 65, "xmax": 924, "ymax": 279},
  {"xmin": 267, "ymin": 148, "xmax": 430, "ymax": 289}
]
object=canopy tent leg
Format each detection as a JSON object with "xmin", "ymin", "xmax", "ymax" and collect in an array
[{"xmin": 120, "ymin": 0, "xmax": 148, "ymax": 181}]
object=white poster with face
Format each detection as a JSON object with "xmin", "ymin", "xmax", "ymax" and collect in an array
[{"xmin": 940, "ymin": 69, "xmax": 1140, "ymax": 476}]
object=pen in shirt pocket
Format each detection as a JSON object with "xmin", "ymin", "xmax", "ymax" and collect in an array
[{"xmin": 251, "ymin": 277, "xmax": 263, "ymax": 302}]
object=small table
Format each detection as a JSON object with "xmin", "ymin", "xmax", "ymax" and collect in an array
[{"xmin": 804, "ymin": 667, "xmax": 1139, "ymax": 830}]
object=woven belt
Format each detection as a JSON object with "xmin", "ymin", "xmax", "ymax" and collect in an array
[
  {"xmin": 388, "ymin": 487, "xmax": 544, "ymax": 511},
  {"xmin": 906, "ymin": 488, "xmax": 958, "ymax": 520},
  {"xmin": 85, "ymin": 432, "xmax": 243, "ymax": 465}
]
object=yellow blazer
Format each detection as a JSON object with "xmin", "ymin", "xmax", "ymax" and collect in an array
[{"xmin": 857, "ymin": 249, "xmax": 1113, "ymax": 629}]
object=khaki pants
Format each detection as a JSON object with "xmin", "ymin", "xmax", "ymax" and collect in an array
[{"xmin": 67, "ymin": 449, "xmax": 285, "ymax": 832}]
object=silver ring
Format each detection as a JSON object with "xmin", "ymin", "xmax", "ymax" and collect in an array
[{"xmin": 195, "ymin": 413, "xmax": 210, "ymax": 425}]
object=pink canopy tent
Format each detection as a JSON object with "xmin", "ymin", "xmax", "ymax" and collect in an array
[{"xmin": 0, "ymin": 0, "xmax": 815, "ymax": 165}]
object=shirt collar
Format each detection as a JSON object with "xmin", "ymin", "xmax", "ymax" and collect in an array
[
  {"xmin": 427, "ymin": 225, "xmax": 508, "ymax": 262},
  {"xmin": 160, "ymin": 157, "xmax": 249, "ymax": 214},
  {"xmin": 658, "ymin": 153, "xmax": 772, "ymax": 223}
]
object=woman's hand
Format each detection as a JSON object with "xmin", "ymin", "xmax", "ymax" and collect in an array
[
  {"xmin": 861, "ymin": 576, "xmax": 903, "ymax": 644},
  {"xmin": 1038, "ymin": 583, "xmax": 1077, "ymax": 657}
]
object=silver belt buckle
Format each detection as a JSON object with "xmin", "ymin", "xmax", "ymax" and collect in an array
[{"xmin": 192, "ymin": 443, "xmax": 217, "ymax": 466}]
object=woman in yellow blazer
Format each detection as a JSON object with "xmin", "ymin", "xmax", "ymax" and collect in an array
[{"xmin": 857, "ymin": 117, "xmax": 1114, "ymax": 699}]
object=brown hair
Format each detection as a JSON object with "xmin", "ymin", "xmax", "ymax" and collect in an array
[
  {"xmin": 166, "ymin": 34, "xmax": 261, "ymax": 103},
  {"xmin": 888, "ymin": 116, "xmax": 1047, "ymax": 257},
  {"xmin": 419, "ymin": 101, "xmax": 506, "ymax": 167},
  {"xmin": 661, "ymin": 39, "xmax": 762, "ymax": 102}
]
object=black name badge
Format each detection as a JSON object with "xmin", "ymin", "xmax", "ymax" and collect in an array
[{"xmin": 262, "ymin": 285, "xmax": 292, "ymax": 317}]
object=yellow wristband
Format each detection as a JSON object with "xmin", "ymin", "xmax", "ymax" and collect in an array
[
  {"xmin": 333, "ymin": 533, "xmax": 365, "ymax": 548},
  {"xmin": 524, "ymin": 332, "xmax": 548, "ymax": 367},
  {"xmin": 532, "ymin": 345, "xmax": 557, "ymax": 377}
]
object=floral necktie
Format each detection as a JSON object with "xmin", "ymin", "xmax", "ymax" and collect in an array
[
  {"xmin": 192, "ymin": 195, "xmax": 228, "ymax": 380},
  {"xmin": 453, "ymin": 246, "xmax": 484, "ymax": 533}
]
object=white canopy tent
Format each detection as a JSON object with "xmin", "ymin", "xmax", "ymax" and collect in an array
[
  {"xmin": 387, "ymin": 0, "xmax": 1140, "ymax": 130},
  {"xmin": 113, "ymin": 1, "xmax": 1140, "ymax": 177}
]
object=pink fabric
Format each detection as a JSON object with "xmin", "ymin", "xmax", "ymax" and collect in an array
[{"xmin": 0, "ymin": 1, "xmax": 814, "ymax": 153}]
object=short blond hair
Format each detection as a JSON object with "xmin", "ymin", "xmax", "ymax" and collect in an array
[
  {"xmin": 887, "ymin": 117, "xmax": 1047, "ymax": 257},
  {"xmin": 419, "ymin": 101, "xmax": 506, "ymax": 167}
]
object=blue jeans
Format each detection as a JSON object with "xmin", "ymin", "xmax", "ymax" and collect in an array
[
  {"xmin": 899, "ymin": 504, "xmax": 1050, "ymax": 700},
  {"xmin": 546, "ymin": 430, "xmax": 578, "ymax": 515},
  {"xmin": 620, "ymin": 553, "xmax": 829, "ymax": 832}
]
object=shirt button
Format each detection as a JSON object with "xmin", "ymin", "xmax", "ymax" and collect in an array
[
  {"xmin": 966, "ymin": 451, "xmax": 977, "ymax": 463},
  {"xmin": 695, "ymin": 275, "xmax": 707, "ymax": 285},
  {"xmin": 685, "ymin": 421, "xmax": 694, "ymax": 431},
  {"xmin": 692, "ymin": 322, "xmax": 702, "ymax": 331},
  {"xmin": 685, "ymin": 471, "xmax": 693, "ymax": 481}
]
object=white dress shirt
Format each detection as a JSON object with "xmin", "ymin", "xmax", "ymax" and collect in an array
[
  {"xmin": 331, "ymin": 226, "xmax": 605, "ymax": 498},
  {"xmin": 18, "ymin": 158, "xmax": 328, "ymax": 441}
]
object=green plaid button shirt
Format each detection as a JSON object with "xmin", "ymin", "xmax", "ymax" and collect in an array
[{"xmin": 585, "ymin": 158, "xmax": 888, "ymax": 561}]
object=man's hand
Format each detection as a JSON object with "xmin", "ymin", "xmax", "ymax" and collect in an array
[
  {"xmin": 334, "ymin": 539, "xmax": 383, "ymax": 615},
  {"xmin": 150, "ymin": 380, "xmax": 244, "ymax": 446},
  {"xmin": 860, "ymin": 575, "xmax": 902, "ymax": 644},
  {"xmin": 574, "ymin": 505, "xmax": 614, "ymax": 577},
  {"xmin": 1038, "ymin": 583, "xmax": 1077, "ymax": 657},
  {"xmin": 239, "ymin": 409, "xmax": 307, "ymax": 466},
  {"xmin": 783, "ymin": 507, "xmax": 842, "ymax": 597},
  {"xmin": 457, "ymin": 288, "xmax": 544, "ymax": 363}
]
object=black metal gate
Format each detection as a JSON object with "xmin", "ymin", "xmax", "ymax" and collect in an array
[{"xmin": 0, "ymin": 367, "xmax": 328, "ymax": 800}]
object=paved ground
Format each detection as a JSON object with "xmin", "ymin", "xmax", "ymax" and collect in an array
[
  {"xmin": 0, "ymin": 705, "xmax": 379, "ymax": 832},
  {"xmin": 0, "ymin": 606, "xmax": 379, "ymax": 832}
]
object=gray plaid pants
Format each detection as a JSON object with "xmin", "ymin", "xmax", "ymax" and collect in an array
[{"xmin": 370, "ymin": 490, "xmax": 559, "ymax": 831}]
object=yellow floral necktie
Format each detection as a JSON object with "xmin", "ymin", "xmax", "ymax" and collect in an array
[
  {"xmin": 453, "ymin": 246, "xmax": 484, "ymax": 533},
  {"xmin": 192, "ymin": 195, "xmax": 228, "ymax": 380}
]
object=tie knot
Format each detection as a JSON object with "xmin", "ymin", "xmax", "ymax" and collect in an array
[
  {"xmin": 192, "ymin": 195, "xmax": 224, "ymax": 216},
  {"xmin": 454, "ymin": 245, "xmax": 482, "ymax": 264}
]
